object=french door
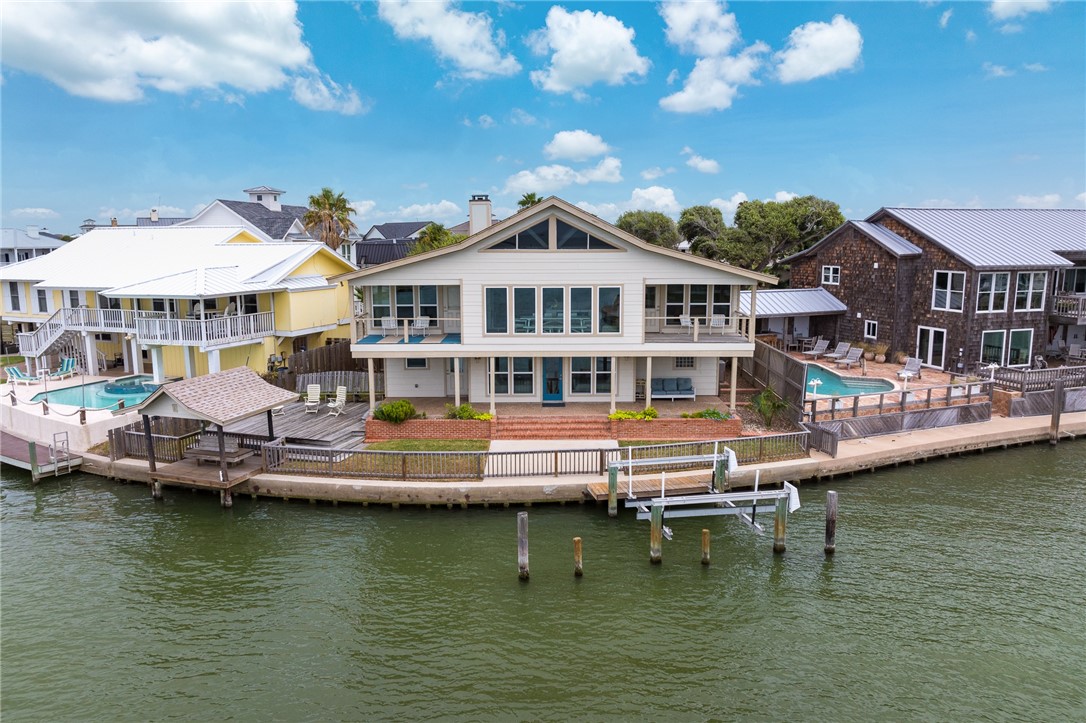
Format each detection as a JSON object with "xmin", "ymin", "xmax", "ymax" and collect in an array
[{"xmin": 916, "ymin": 326, "xmax": 946, "ymax": 369}]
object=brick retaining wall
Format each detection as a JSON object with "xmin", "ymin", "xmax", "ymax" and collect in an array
[{"xmin": 364, "ymin": 416, "xmax": 742, "ymax": 442}]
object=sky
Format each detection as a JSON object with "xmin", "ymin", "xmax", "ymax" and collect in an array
[{"xmin": 1, "ymin": 0, "xmax": 1084, "ymax": 235}]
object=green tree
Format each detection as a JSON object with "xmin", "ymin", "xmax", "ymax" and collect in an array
[
  {"xmin": 517, "ymin": 192, "xmax": 542, "ymax": 209},
  {"xmin": 303, "ymin": 187, "xmax": 357, "ymax": 251},
  {"xmin": 615, "ymin": 210, "xmax": 680, "ymax": 248},
  {"xmin": 679, "ymin": 205, "xmax": 727, "ymax": 259},
  {"xmin": 409, "ymin": 223, "xmax": 467, "ymax": 256},
  {"xmin": 730, "ymin": 195, "xmax": 844, "ymax": 273}
]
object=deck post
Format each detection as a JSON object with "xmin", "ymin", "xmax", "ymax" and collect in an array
[
  {"xmin": 27, "ymin": 441, "xmax": 40, "ymax": 482},
  {"xmin": 367, "ymin": 358, "xmax": 376, "ymax": 412},
  {"xmin": 573, "ymin": 536, "xmax": 583, "ymax": 577},
  {"xmin": 712, "ymin": 455, "xmax": 728, "ymax": 493},
  {"xmin": 217, "ymin": 424, "xmax": 229, "ymax": 483},
  {"xmin": 220, "ymin": 489, "xmax": 233, "ymax": 508},
  {"xmin": 453, "ymin": 356, "xmax": 461, "ymax": 407},
  {"xmin": 266, "ymin": 409, "xmax": 275, "ymax": 439},
  {"xmin": 824, "ymin": 490, "xmax": 838, "ymax": 554},
  {"xmin": 773, "ymin": 495, "xmax": 788, "ymax": 554},
  {"xmin": 517, "ymin": 511, "xmax": 529, "ymax": 580},
  {"xmin": 644, "ymin": 357, "xmax": 653, "ymax": 410},
  {"xmin": 729, "ymin": 357, "xmax": 738, "ymax": 413},
  {"xmin": 142, "ymin": 413, "xmax": 158, "ymax": 475},
  {"xmin": 1049, "ymin": 378, "xmax": 1064, "ymax": 445},
  {"xmin": 649, "ymin": 505, "xmax": 663, "ymax": 564},
  {"xmin": 701, "ymin": 528, "xmax": 710, "ymax": 565},
  {"xmin": 607, "ymin": 464, "xmax": 618, "ymax": 517}
]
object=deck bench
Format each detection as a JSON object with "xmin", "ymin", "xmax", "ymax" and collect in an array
[
  {"xmin": 649, "ymin": 377, "xmax": 696, "ymax": 400},
  {"xmin": 183, "ymin": 435, "xmax": 256, "ymax": 466}
]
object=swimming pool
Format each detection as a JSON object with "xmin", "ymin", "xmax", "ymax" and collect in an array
[
  {"xmin": 804, "ymin": 365, "xmax": 895, "ymax": 398},
  {"xmin": 32, "ymin": 375, "xmax": 159, "ymax": 410}
]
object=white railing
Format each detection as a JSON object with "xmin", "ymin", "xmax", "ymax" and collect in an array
[
  {"xmin": 135, "ymin": 311, "xmax": 276, "ymax": 347},
  {"xmin": 15, "ymin": 307, "xmax": 141, "ymax": 357},
  {"xmin": 364, "ymin": 315, "xmax": 460, "ymax": 339},
  {"xmin": 1052, "ymin": 294, "xmax": 1086, "ymax": 323},
  {"xmin": 643, "ymin": 315, "xmax": 752, "ymax": 342}
]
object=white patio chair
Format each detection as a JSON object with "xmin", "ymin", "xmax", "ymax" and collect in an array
[
  {"xmin": 679, "ymin": 315, "xmax": 694, "ymax": 335},
  {"xmin": 802, "ymin": 339, "xmax": 830, "ymax": 358},
  {"xmin": 223, "ymin": 301, "xmax": 237, "ymax": 316},
  {"xmin": 304, "ymin": 384, "xmax": 321, "ymax": 414},
  {"xmin": 709, "ymin": 315, "xmax": 727, "ymax": 335},
  {"xmin": 327, "ymin": 386, "xmax": 347, "ymax": 416},
  {"xmin": 898, "ymin": 357, "xmax": 923, "ymax": 380},
  {"xmin": 380, "ymin": 317, "xmax": 399, "ymax": 337},
  {"xmin": 823, "ymin": 342, "xmax": 851, "ymax": 361},
  {"xmin": 834, "ymin": 347, "xmax": 864, "ymax": 369},
  {"xmin": 410, "ymin": 316, "xmax": 431, "ymax": 337}
]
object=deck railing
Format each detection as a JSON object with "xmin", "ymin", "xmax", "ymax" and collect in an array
[
  {"xmin": 1052, "ymin": 293, "xmax": 1086, "ymax": 323},
  {"xmin": 643, "ymin": 315, "xmax": 751, "ymax": 342},
  {"xmin": 804, "ymin": 381, "xmax": 994, "ymax": 423},
  {"xmin": 991, "ymin": 364, "xmax": 1086, "ymax": 394},
  {"xmin": 135, "ymin": 311, "xmax": 275, "ymax": 347}
]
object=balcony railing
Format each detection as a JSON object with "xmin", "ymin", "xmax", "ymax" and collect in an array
[
  {"xmin": 1052, "ymin": 293, "xmax": 1086, "ymax": 323},
  {"xmin": 643, "ymin": 315, "xmax": 752, "ymax": 343},
  {"xmin": 136, "ymin": 311, "xmax": 275, "ymax": 347}
]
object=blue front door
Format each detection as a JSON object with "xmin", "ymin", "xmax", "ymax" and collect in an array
[{"xmin": 543, "ymin": 357, "xmax": 563, "ymax": 403}]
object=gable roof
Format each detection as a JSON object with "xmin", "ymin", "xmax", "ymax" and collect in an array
[
  {"xmin": 133, "ymin": 367, "xmax": 298, "ymax": 426},
  {"xmin": 365, "ymin": 221, "xmax": 432, "ymax": 240},
  {"xmin": 871, "ymin": 208, "xmax": 1086, "ymax": 269},
  {"xmin": 355, "ymin": 239, "xmax": 416, "ymax": 267},
  {"xmin": 244, "ymin": 185, "xmax": 285, "ymax": 195},
  {"xmin": 217, "ymin": 199, "xmax": 310, "ymax": 240},
  {"xmin": 739, "ymin": 287, "xmax": 847, "ymax": 317},
  {"xmin": 335, "ymin": 196, "xmax": 777, "ymax": 285},
  {"xmin": 784, "ymin": 220, "xmax": 921, "ymax": 264},
  {"xmin": 136, "ymin": 216, "xmax": 189, "ymax": 227},
  {"xmin": 1, "ymin": 227, "xmax": 68, "ymax": 251}
]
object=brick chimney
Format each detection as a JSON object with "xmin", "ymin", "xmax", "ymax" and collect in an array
[
  {"xmin": 468, "ymin": 194, "xmax": 492, "ymax": 236},
  {"xmin": 111, "ymin": 217, "xmax": 118, "ymax": 227}
]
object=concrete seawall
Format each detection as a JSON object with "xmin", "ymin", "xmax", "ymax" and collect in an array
[{"xmin": 76, "ymin": 411, "xmax": 1086, "ymax": 506}]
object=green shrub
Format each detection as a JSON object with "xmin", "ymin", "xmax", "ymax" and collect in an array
[
  {"xmin": 608, "ymin": 406, "xmax": 658, "ymax": 421},
  {"xmin": 681, "ymin": 408, "xmax": 731, "ymax": 420},
  {"xmin": 751, "ymin": 388, "xmax": 788, "ymax": 427},
  {"xmin": 373, "ymin": 399, "xmax": 418, "ymax": 424}
]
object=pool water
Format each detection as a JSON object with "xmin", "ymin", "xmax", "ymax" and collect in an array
[
  {"xmin": 804, "ymin": 365, "xmax": 895, "ymax": 397},
  {"xmin": 32, "ymin": 375, "xmax": 158, "ymax": 410}
]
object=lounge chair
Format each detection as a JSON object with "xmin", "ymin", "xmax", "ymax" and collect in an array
[
  {"xmin": 380, "ymin": 317, "xmax": 400, "ymax": 337},
  {"xmin": 4, "ymin": 366, "xmax": 36, "ymax": 386},
  {"xmin": 834, "ymin": 347, "xmax": 864, "ymax": 369},
  {"xmin": 410, "ymin": 316, "xmax": 431, "ymax": 337},
  {"xmin": 709, "ymin": 315, "xmax": 727, "ymax": 335},
  {"xmin": 823, "ymin": 342, "xmax": 851, "ymax": 361},
  {"xmin": 304, "ymin": 384, "xmax": 321, "ymax": 414},
  {"xmin": 50, "ymin": 357, "xmax": 78, "ymax": 380},
  {"xmin": 327, "ymin": 386, "xmax": 347, "ymax": 416},
  {"xmin": 802, "ymin": 340, "xmax": 830, "ymax": 359},
  {"xmin": 897, "ymin": 357, "xmax": 923, "ymax": 380},
  {"xmin": 1067, "ymin": 343, "xmax": 1083, "ymax": 361},
  {"xmin": 679, "ymin": 315, "xmax": 694, "ymax": 335}
]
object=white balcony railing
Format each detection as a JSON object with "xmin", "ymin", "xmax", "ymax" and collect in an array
[
  {"xmin": 1052, "ymin": 293, "xmax": 1086, "ymax": 323},
  {"xmin": 135, "ymin": 311, "xmax": 275, "ymax": 347}
]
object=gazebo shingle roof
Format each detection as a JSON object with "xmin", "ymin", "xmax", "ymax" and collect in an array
[{"xmin": 134, "ymin": 367, "xmax": 298, "ymax": 426}]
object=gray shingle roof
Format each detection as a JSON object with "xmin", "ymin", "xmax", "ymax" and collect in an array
[
  {"xmin": 219, "ymin": 199, "xmax": 309, "ymax": 240},
  {"xmin": 355, "ymin": 240, "xmax": 416, "ymax": 267},
  {"xmin": 367, "ymin": 221, "xmax": 431, "ymax": 240},
  {"xmin": 739, "ymin": 287, "xmax": 847, "ymax": 317},
  {"xmin": 872, "ymin": 208, "xmax": 1086, "ymax": 269},
  {"xmin": 135, "ymin": 367, "xmax": 298, "ymax": 426}
]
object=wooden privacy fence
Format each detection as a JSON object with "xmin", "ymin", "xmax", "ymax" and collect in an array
[
  {"xmin": 1009, "ymin": 387, "xmax": 1086, "ymax": 417},
  {"xmin": 805, "ymin": 381, "xmax": 994, "ymax": 423},
  {"xmin": 992, "ymin": 364, "xmax": 1086, "ymax": 394},
  {"xmin": 288, "ymin": 341, "xmax": 366, "ymax": 375},
  {"xmin": 739, "ymin": 340, "xmax": 806, "ymax": 423},
  {"xmin": 262, "ymin": 431, "xmax": 810, "ymax": 481},
  {"xmin": 805, "ymin": 403, "xmax": 992, "ymax": 457},
  {"xmin": 108, "ymin": 419, "xmax": 269, "ymax": 462},
  {"xmin": 293, "ymin": 371, "xmax": 382, "ymax": 400}
]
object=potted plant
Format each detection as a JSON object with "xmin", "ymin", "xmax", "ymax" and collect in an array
[
  {"xmin": 873, "ymin": 342, "xmax": 889, "ymax": 364},
  {"xmin": 860, "ymin": 341, "xmax": 874, "ymax": 361}
]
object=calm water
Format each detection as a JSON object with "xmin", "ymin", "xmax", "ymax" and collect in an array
[{"xmin": 2, "ymin": 444, "xmax": 1084, "ymax": 721}]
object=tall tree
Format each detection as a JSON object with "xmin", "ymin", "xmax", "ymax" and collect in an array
[
  {"xmin": 729, "ymin": 195, "xmax": 845, "ymax": 273},
  {"xmin": 615, "ymin": 210, "xmax": 680, "ymax": 248},
  {"xmin": 678, "ymin": 205, "xmax": 726, "ymax": 245},
  {"xmin": 303, "ymin": 187, "xmax": 357, "ymax": 251},
  {"xmin": 517, "ymin": 192, "xmax": 542, "ymax": 209},
  {"xmin": 409, "ymin": 223, "xmax": 467, "ymax": 256}
]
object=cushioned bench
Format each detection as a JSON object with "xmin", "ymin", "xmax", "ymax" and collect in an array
[
  {"xmin": 650, "ymin": 377, "xmax": 696, "ymax": 400},
  {"xmin": 183, "ymin": 435, "xmax": 256, "ymax": 466}
]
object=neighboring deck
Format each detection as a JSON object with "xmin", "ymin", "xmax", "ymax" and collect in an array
[
  {"xmin": 0, "ymin": 429, "xmax": 83, "ymax": 479},
  {"xmin": 152, "ymin": 456, "xmax": 265, "ymax": 490},
  {"xmin": 224, "ymin": 400, "xmax": 368, "ymax": 448}
]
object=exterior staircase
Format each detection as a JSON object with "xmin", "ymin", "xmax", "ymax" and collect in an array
[{"xmin": 493, "ymin": 416, "xmax": 613, "ymax": 440}]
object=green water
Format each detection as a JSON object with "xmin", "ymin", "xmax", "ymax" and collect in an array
[{"xmin": 2, "ymin": 444, "xmax": 1084, "ymax": 721}]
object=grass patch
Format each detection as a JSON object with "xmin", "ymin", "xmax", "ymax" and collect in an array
[
  {"xmin": 618, "ymin": 440, "xmax": 686, "ymax": 447},
  {"xmin": 1, "ymin": 355, "xmax": 26, "ymax": 367},
  {"xmin": 86, "ymin": 440, "xmax": 111, "ymax": 457},
  {"xmin": 365, "ymin": 439, "xmax": 490, "ymax": 452}
]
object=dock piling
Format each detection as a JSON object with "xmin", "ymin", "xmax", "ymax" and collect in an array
[
  {"xmin": 220, "ymin": 489, "xmax": 233, "ymax": 508},
  {"xmin": 824, "ymin": 491, "xmax": 838, "ymax": 554},
  {"xmin": 1050, "ymin": 379, "xmax": 1064, "ymax": 445},
  {"xmin": 517, "ymin": 511, "xmax": 529, "ymax": 580},
  {"xmin": 701, "ymin": 528, "xmax": 710, "ymax": 565},
  {"xmin": 573, "ymin": 536, "xmax": 583, "ymax": 577},
  {"xmin": 649, "ymin": 505, "xmax": 663, "ymax": 564},
  {"xmin": 607, "ymin": 465, "xmax": 618, "ymax": 518},
  {"xmin": 773, "ymin": 495, "xmax": 788, "ymax": 554}
]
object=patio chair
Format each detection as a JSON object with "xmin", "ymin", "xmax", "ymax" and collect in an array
[
  {"xmin": 327, "ymin": 386, "xmax": 347, "ymax": 416},
  {"xmin": 50, "ymin": 357, "xmax": 78, "ymax": 380},
  {"xmin": 410, "ymin": 316, "xmax": 431, "ymax": 337},
  {"xmin": 380, "ymin": 317, "xmax": 400, "ymax": 337},
  {"xmin": 897, "ymin": 357, "xmax": 923, "ymax": 380},
  {"xmin": 1068, "ymin": 343, "xmax": 1083, "ymax": 360},
  {"xmin": 709, "ymin": 315, "xmax": 727, "ymax": 335},
  {"xmin": 304, "ymin": 384, "xmax": 321, "ymax": 414},
  {"xmin": 223, "ymin": 301, "xmax": 237, "ymax": 316},
  {"xmin": 823, "ymin": 342, "xmax": 851, "ymax": 361},
  {"xmin": 834, "ymin": 347, "xmax": 864, "ymax": 369},
  {"xmin": 801, "ymin": 339, "xmax": 830, "ymax": 359},
  {"xmin": 679, "ymin": 315, "xmax": 694, "ymax": 335},
  {"xmin": 4, "ymin": 366, "xmax": 35, "ymax": 386},
  {"xmin": 801, "ymin": 335, "xmax": 822, "ymax": 352}
]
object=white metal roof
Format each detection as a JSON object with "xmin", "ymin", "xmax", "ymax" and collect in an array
[
  {"xmin": 874, "ymin": 208, "xmax": 1086, "ymax": 269},
  {"xmin": 739, "ymin": 287, "xmax": 847, "ymax": 317}
]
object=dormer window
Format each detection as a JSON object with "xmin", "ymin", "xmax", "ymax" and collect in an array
[{"xmin": 257, "ymin": 195, "xmax": 263, "ymax": 201}]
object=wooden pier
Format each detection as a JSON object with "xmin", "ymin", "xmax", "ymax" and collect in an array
[
  {"xmin": 585, "ymin": 472, "xmax": 713, "ymax": 501},
  {"xmin": 0, "ymin": 430, "xmax": 83, "ymax": 481}
]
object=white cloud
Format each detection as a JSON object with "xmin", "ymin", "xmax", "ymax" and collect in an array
[
  {"xmin": 966, "ymin": 29, "xmax": 978, "ymax": 42},
  {"xmin": 681, "ymin": 147, "xmax": 720, "ymax": 174},
  {"xmin": 377, "ymin": 0, "xmax": 519, "ymax": 79},
  {"xmin": 576, "ymin": 185, "xmax": 681, "ymax": 221},
  {"xmin": 1015, "ymin": 193, "xmax": 1061, "ymax": 207},
  {"xmin": 1077, "ymin": 192, "xmax": 1086, "ymax": 204},
  {"xmin": 10, "ymin": 207, "xmax": 60, "ymax": 219},
  {"xmin": 509, "ymin": 108, "xmax": 538, "ymax": 125},
  {"xmin": 666, "ymin": 69, "xmax": 680, "ymax": 85},
  {"xmin": 351, "ymin": 200, "xmax": 378, "ymax": 219},
  {"xmin": 97, "ymin": 204, "xmax": 188, "ymax": 222},
  {"xmin": 503, "ymin": 157, "xmax": 623, "ymax": 195},
  {"xmin": 1023, "ymin": 62, "xmax": 1048, "ymax": 72},
  {"xmin": 528, "ymin": 7, "xmax": 650, "ymax": 96},
  {"xmin": 640, "ymin": 166, "xmax": 675, "ymax": 180},
  {"xmin": 393, "ymin": 200, "xmax": 463, "ymax": 223},
  {"xmin": 769, "ymin": 191, "xmax": 799, "ymax": 202},
  {"xmin": 543, "ymin": 130, "xmax": 612, "ymax": 161},
  {"xmin": 660, "ymin": 0, "xmax": 741, "ymax": 57},
  {"xmin": 998, "ymin": 23, "xmax": 1024, "ymax": 34},
  {"xmin": 775, "ymin": 15, "xmax": 863, "ymax": 84},
  {"xmin": 660, "ymin": 43, "xmax": 768, "ymax": 113},
  {"xmin": 988, "ymin": 1, "xmax": 1053, "ymax": 21},
  {"xmin": 939, "ymin": 9, "xmax": 953, "ymax": 29},
  {"xmin": 709, "ymin": 192, "xmax": 748, "ymax": 221},
  {"xmin": 1, "ymin": 2, "xmax": 361, "ymax": 114},
  {"xmin": 983, "ymin": 62, "xmax": 1014, "ymax": 78},
  {"xmin": 478, "ymin": 114, "xmax": 496, "ymax": 128}
]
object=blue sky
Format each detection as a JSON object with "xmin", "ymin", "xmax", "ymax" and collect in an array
[{"xmin": 2, "ymin": 1, "xmax": 1083, "ymax": 235}]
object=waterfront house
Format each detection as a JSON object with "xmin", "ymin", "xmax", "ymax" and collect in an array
[
  {"xmin": 0, "ymin": 226, "xmax": 356, "ymax": 380},
  {"xmin": 176, "ymin": 186, "xmax": 312, "ymax": 243},
  {"xmin": 2, "ymin": 226, "xmax": 67, "ymax": 266},
  {"xmin": 336, "ymin": 195, "xmax": 776, "ymax": 412},
  {"xmin": 787, "ymin": 208, "xmax": 1086, "ymax": 371}
]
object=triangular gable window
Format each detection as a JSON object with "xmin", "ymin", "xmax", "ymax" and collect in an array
[
  {"xmin": 490, "ymin": 221, "xmax": 548, "ymax": 250},
  {"xmin": 556, "ymin": 220, "xmax": 617, "ymax": 250}
]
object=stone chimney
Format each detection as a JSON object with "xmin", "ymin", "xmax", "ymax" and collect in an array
[
  {"xmin": 111, "ymin": 217, "xmax": 118, "ymax": 227},
  {"xmin": 26, "ymin": 225, "xmax": 40, "ymax": 238},
  {"xmin": 468, "ymin": 194, "xmax": 492, "ymax": 236},
  {"xmin": 150, "ymin": 208, "xmax": 159, "ymax": 223}
]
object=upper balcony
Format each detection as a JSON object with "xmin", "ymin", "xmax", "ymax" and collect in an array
[
  {"xmin": 136, "ymin": 311, "xmax": 276, "ymax": 349},
  {"xmin": 1051, "ymin": 293, "xmax": 1086, "ymax": 324}
]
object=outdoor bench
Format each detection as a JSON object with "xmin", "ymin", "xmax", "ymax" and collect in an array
[
  {"xmin": 183, "ymin": 435, "xmax": 256, "ymax": 466},
  {"xmin": 650, "ymin": 377, "xmax": 696, "ymax": 400}
]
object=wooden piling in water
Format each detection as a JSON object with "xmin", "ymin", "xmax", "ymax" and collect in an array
[
  {"xmin": 649, "ymin": 505, "xmax": 663, "ymax": 564},
  {"xmin": 517, "ymin": 511, "xmax": 529, "ymax": 580},
  {"xmin": 607, "ymin": 465, "xmax": 618, "ymax": 517},
  {"xmin": 824, "ymin": 490, "xmax": 838, "ymax": 554},
  {"xmin": 220, "ymin": 489, "xmax": 233, "ymax": 508},
  {"xmin": 773, "ymin": 496, "xmax": 788, "ymax": 554},
  {"xmin": 1050, "ymin": 378, "xmax": 1064, "ymax": 445},
  {"xmin": 701, "ymin": 528, "xmax": 710, "ymax": 565},
  {"xmin": 573, "ymin": 536, "xmax": 583, "ymax": 577},
  {"xmin": 713, "ymin": 456, "xmax": 728, "ymax": 492}
]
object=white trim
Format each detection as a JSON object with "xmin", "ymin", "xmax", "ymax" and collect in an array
[
  {"xmin": 931, "ymin": 269, "xmax": 965, "ymax": 312},
  {"xmin": 975, "ymin": 271, "xmax": 1010, "ymax": 314}
]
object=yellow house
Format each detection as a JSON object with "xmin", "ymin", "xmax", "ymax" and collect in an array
[{"xmin": 1, "ymin": 226, "xmax": 356, "ymax": 380}]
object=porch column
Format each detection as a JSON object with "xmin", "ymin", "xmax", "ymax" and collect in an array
[
  {"xmin": 130, "ymin": 336, "xmax": 142, "ymax": 373},
  {"xmin": 122, "ymin": 336, "xmax": 132, "ymax": 373},
  {"xmin": 748, "ymin": 286, "xmax": 757, "ymax": 342},
  {"xmin": 645, "ymin": 356, "xmax": 653, "ymax": 410},
  {"xmin": 83, "ymin": 332, "xmax": 99, "ymax": 376},
  {"xmin": 610, "ymin": 356, "xmax": 617, "ymax": 414},
  {"xmin": 367, "ymin": 358, "xmax": 376, "ymax": 412},
  {"xmin": 488, "ymin": 356, "xmax": 496, "ymax": 416},
  {"xmin": 729, "ymin": 357, "xmax": 738, "ymax": 413},
  {"xmin": 453, "ymin": 356, "xmax": 461, "ymax": 407},
  {"xmin": 183, "ymin": 346, "xmax": 195, "ymax": 379},
  {"xmin": 150, "ymin": 346, "xmax": 165, "ymax": 383},
  {"xmin": 207, "ymin": 349, "xmax": 221, "ymax": 374}
]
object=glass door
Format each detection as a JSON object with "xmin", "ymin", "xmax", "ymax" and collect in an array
[
  {"xmin": 543, "ymin": 357, "xmax": 563, "ymax": 403},
  {"xmin": 916, "ymin": 326, "xmax": 946, "ymax": 369}
]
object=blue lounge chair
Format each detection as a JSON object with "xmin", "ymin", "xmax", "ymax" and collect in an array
[
  {"xmin": 5, "ymin": 366, "xmax": 36, "ymax": 386},
  {"xmin": 51, "ymin": 357, "xmax": 78, "ymax": 380}
]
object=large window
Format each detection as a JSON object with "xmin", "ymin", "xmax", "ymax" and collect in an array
[
  {"xmin": 571, "ymin": 357, "xmax": 612, "ymax": 394},
  {"xmin": 688, "ymin": 285, "xmax": 708, "ymax": 322},
  {"xmin": 372, "ymin": 286, "xmax": 391, "ymax": 320},
  {"xmin": 485, "ymin": 287, "xmax": 508, "ymax": 333},
  {"xmin": 542, "ymin": 287, "xmax": 564, "ymax": 333},
  {"xmin": 7, "ymin": 282, "xmax": 21, "ymax": 311},
  {"xmin": 932, "ymin": 271, "xmax": 965, "ymax": 311},
  {"xmin": 67, "ymin": 290, "xmax": 81, "ymax": 308},
  {"xmin": 513, "ymin": 288, "xmax": 536, "ymax": 333},
  {"xmin": 822, "ymin": 265, "xmax": 841, "ymax": 285},
  {"xmin": 492, "ymin": 357, "xmax": 534, "ymax": 394},
  {"xmin": 665, "ymin": 284, "xmax": 729, "ymax": 325},
  {"xmin": 711, "ymin": 286, "xmax": 731, "ymax": 319},
  {"xmin": 570, "ymin": 287, "xmax": 592, "ymax": 334},
  {"xmin": 490, "ymin": 221, "xmax": 548, "ymax": 250},
  {"xmin": 665, "ymin": 284, "xmax": 685, "ymax": 326},
  {"xmin": 1015, "ymin": 272, "xmax": 1046, "ymax": 311},
  {"xmin": 598, "ymin": 287, "xmax": 621, "ymax": 333},
  {"xmin": 1008, "ymin": 329, "xmax": 1033, "ymax": 366},
  {"xmin": 419, "ymin": 285, "xmax": 438, "ymax": 324},
  {"xmin": 981, "ymin": 330, "xmax": 1005, "ymax": 365},
  {"xmin": 395, "ymin": 286, "xmax": 415, "ymax": 320},
  {"xmin": 242, "ymin": 294, "xmax": 258, "ymax": 315},
  {"xmin": 98, "ymin": 293, "xmax": 121, "ymax": 310},
  {"xmin": 976, "ymin": 272, "xmax": 1009, "ymax": 313},
  {"xmin": 36, "ymin": 289, "xmax": 49, "ymax": 313},
  {"xmin": 1063, "ymin": 268, "xmax": 1086, "ymax": 294}
]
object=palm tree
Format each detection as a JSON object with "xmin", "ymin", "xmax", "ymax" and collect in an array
[
  {"xmin": 517, "ymin": 192, "xmax": 541, "ymax": 209},
  {"xmin": 304, "ymin": 187, "xmax": 357, "ymax": 251}
]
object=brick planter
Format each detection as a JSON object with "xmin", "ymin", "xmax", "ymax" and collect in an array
[
  {"xmin": 365, "ymin": 418, "xmax": 492, "ymax": 442},
  {"xmin": 611, "ymin": 417, "xmax": 742, "ymax": 440},
  {"xmin": 365, "ymin": 416, "xmax": 742, "ymax": 442}
]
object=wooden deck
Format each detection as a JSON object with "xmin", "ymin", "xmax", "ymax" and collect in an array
[
  {"xmin": 0, "ymin": 430, "xmax": 83, "ymax": 479},
  {"xmin": 586, "ymin": 471, "xmax": 715, "ymax": 501},
  {"xmin": 224, "ymin": 400, "xmax": 367, "ymax": 447},
  {"xmin": 152, "ymin": 456, "xmax": 264, "ymax": 490}
]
